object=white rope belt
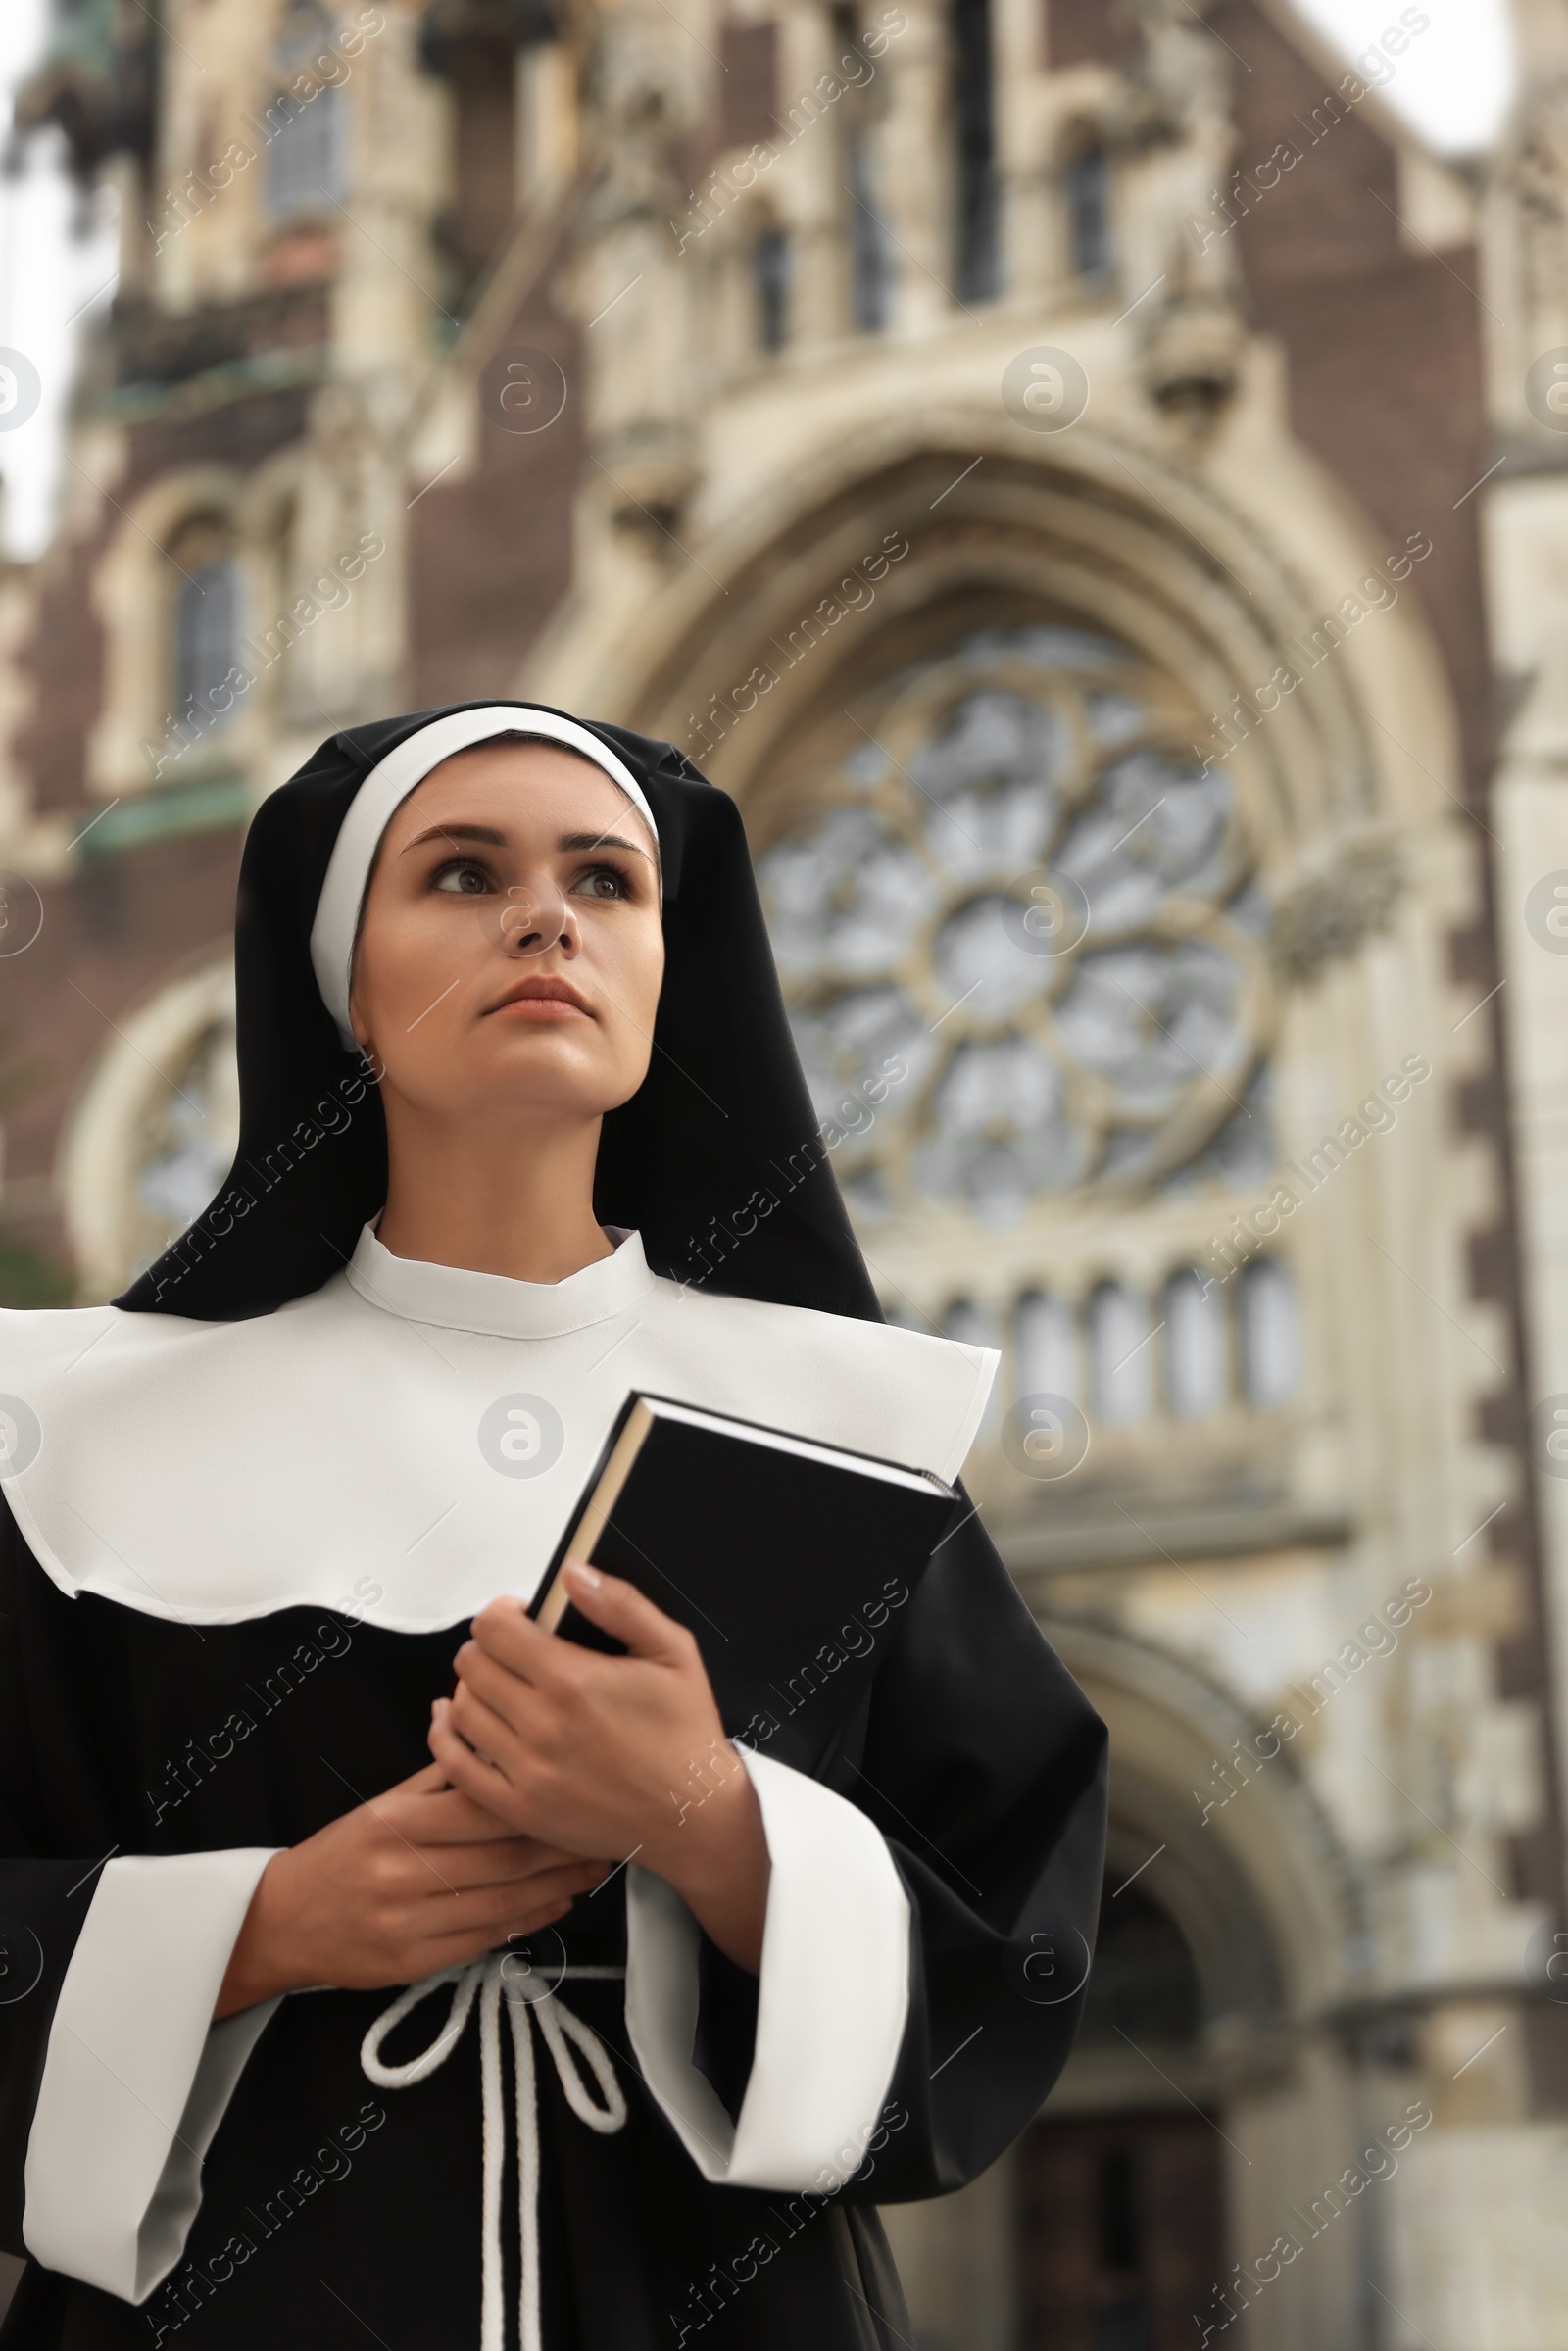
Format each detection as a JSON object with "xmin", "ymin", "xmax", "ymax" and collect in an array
[{"xmin": 362, "ymin": 1954, "xmax": 628, "ymax": 2351}]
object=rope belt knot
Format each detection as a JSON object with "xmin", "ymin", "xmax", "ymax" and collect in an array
[{"xmin": 362, "ymin": 1953, "xmax": 628, "ymax": 2351}]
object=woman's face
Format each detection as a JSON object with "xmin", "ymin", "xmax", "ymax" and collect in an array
[{"xmin": 348, "ymin": 740, "xmax": 664, "ymax": 1134}]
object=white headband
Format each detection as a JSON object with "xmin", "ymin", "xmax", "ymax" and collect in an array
[{"xmin": 308, "ymin": 706, "xmax": 660, "ymax": 1042}]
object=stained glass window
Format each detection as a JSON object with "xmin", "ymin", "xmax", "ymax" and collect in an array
[
  {"xmin": 264, "ymin": 8, "xmax": 346, "ymax": 220},
  {"xmin": 1164, "ymin": 1267, "xmax": 1229, "ymax": 1418},
  {"xmin": 174, "ymin": 556, "xmax": 242, "ymax": 733},
  {"xmin": 1239, "ymin": 1257, "xmax": 1301, "ymax": 1407},
  {"xmin": 755, "ymin": 624, "xmax": 1273, "ymax": 1225}
]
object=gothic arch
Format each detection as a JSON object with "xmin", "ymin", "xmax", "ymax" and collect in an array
[
  {"xmin": 525, "ymin": 396, "xmax": 1462, "ymax": 877},
  {"xmin": 1049, "ymin": 1615, "xmax": 1362, "ymax": 2029},
  {"xmin": 885, "ymin": 1612, "xmax": 1369, "ymax": 2350},
  {"xmin": 57, "ymin": 947, "xmax": 238, "ymax": 1302},
  {"xmin": 84, "ymin": 461, "xmax": 303, "ymax": 801}
]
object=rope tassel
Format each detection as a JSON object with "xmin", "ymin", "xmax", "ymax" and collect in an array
[{"xmin": 362, "ymin": 1955, "xmax": 628, "ymax": 2351}]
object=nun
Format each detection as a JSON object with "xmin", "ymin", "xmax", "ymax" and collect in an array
[{"xmin": 0, "ymin": 704, "xmax": 1106, "ymax": 2351}]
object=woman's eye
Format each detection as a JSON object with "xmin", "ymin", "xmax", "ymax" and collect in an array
[
  {"xmin": 432, "ymin": 861, "xmax": 493, "ymax": 896},
  {"xmin": 572, "ymin": 866, "xmax": 628, "ymax": 902}
]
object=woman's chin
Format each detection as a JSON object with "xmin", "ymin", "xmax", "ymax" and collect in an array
[{"xmin": 416, "ymin": 1061, "xmax": 630, "ymax": 1129}]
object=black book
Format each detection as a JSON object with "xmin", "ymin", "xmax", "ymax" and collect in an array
[{"xmin": 528, "ymin": 1392, "xmax": 962, "ymax": 1772}]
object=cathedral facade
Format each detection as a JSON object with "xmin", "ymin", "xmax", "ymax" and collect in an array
[{"xmin": 4, "ymin": 0, "xmax": 1568, "ymax": 2341}]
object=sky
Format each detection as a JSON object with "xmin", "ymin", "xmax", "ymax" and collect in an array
[
  {"xmin": 0, "ymin": 0, "xmax": 118, "ymax": 559},
  {"xmin": 0, "ymin": 0, "xmax": 1521, "ymax": 564},
  {"xmin": 1292, "ymin": 0, "xmax": 1516, "ymax": 150}
]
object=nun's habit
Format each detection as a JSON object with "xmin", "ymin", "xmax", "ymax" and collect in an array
[{"xmin": 0, "ymin": 704, "xmax": 1106, "ymax": 2351}]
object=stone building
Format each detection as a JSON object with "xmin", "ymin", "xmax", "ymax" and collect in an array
[{"xmin": 2, "ymin": 0, "xmax": 1567, "ymax": 2342}]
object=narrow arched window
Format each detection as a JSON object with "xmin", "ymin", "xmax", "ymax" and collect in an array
[
  {"xmin": 264, "ymin": 2, "xmax": 346, "ymax": 219},
  {"xmin": 170, "ymin": 525, "xmax": 242, "ymax": 739},
  {"xmin": 175, "ymin": 559, "xmax": 240, "ymax": 722},
  {"xmin": 1015, "ymin": 1288, "xmax": 1078, "ymax": 1405},
  {"xmin": 1087, "ymin": 1279, "xmax": 1151, "ymax": 1424},
  {"xmin": 754, "ymin": 225, "xmax": 791, "ymax": 352},
  {"xmin": 1066, "ymin": 140, "xmax": 1110, "ymax": 282},
  {"xmin": 953, "ymin": 0, "xmax": 1000, "ymax": 301},
  {"xmin": 1239, "ymin": 1258, "xmax": 1300, "ymax": 1407},
  {"xmin": 1163, "ymin": 1267, "xmax": 1229, "ymax": 1418},
  {"xmin": 264, "ymin": 87, "xmax": 345, "ymax": 216},
  {"xmin": 848, "ymin": 127, "xmax": 894, "ymax": 330}
]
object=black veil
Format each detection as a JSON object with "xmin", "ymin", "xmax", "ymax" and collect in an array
[{"xmin": 116, "ymin": 701, "xmax": 882, "ymax": 1326}]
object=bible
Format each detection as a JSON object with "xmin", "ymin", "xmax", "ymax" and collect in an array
[{"xmin": 528, "ymin": 1391, "xmax": 962, "ymax": 1771}]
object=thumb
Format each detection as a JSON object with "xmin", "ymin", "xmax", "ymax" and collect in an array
[
  {"xmin": 366, "ymin": 1757, "xmax": 456, "ymax": 1819},
  {"xmin": 563, "ymin": 1559, "xmax": 697, "ymax": 1666},
  {"xmin": 389, "ymin": 1757, "xmax": 453, "ymax": 1797}
]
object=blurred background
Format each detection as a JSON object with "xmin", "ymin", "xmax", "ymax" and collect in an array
[{"xmin": 2, "ymin": 0, "xmax": 1567, "ymax": 2344}]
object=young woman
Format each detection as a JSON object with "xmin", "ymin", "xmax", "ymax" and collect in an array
[{"xmin": 0, "ymin": 703, "xmax": 1106, "ymax": 2351}]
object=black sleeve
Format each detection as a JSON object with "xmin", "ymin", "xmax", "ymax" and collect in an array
[
  {"xmin": 0, "ymin": 1502, "xmax": 122, "ymax": 2258},
  {"xmin": 0, "ymin": 1500, "xmax": 278, "ymax": 2301},
  {"xmin": 833, "ymin": 1504, "xmax": 1107, "ymax": 2200},
  {"xmin": 671, "ymin": 1498, "xmax": 1106, "ymax": 2199}
]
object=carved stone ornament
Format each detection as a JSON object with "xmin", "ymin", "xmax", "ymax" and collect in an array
[
  {"xmin": 1269, "ymin": 834, "xmax": 1405, "ymax": 985},
  {"xmin": 1506, "ymin": 71, "xmax": 1568, "ymax": 229},
  {"xmin": 1141, "ymin": 295, "xmax": 1244, "ymax": 426},
  {"xmin": 1124, "ymin": 0, "xmax": 1235, "ymax": 152}
]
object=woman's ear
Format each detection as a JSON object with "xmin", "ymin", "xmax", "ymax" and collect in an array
[{"xmin": 347, "ymin": 978, "xmax": 373, "ymax": 1059}]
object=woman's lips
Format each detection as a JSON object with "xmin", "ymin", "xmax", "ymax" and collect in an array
[
  {"xmin": 492, "ymin": 995, "xmax": 591, "ymax": 1019},
  {"xmin": 486, "ymin": 976, "xmax": 594, "ymax": 1019}
]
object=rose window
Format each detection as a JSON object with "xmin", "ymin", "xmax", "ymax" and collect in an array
[{"xmin": 755, "ymin": 625, "xmax": 1277, "ymax": 1224}]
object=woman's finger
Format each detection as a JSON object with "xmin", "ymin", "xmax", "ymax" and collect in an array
[
  {"xmin": 385, "ymin": 1836, "xmax": 577, "ymax": 1896},
  {"xmin": 410, "ymin": 1856, "xmax": 601, "ymax": 1926},
  {"xmin": 407, "ymin": 1783, "xmax": 562, "ymax": 1850},
  {"xmin": 452, "ymin": 1638, "xmax": 543, "ymax": 1736},
  {"xmin": 430, "ymin": 1695, "xmax": 525, "ymax": 1818},
  {"xmin": 465, "ymin": 1596, "xmax": 554, "ymax": 1682},
  {"xmin": 415, "ymin": 1888, "xmax": 590, "ymax": 1972},
  {"xmin": 446, "ymin": 1680, "xmax": 528, "ymax": 1775},
  {"xmin": 372, "ymin": 1789, "xmax": 511, "ymax": 1846},
  {"xmin": 365, "ymin": 1758, "xmax": 523, "ymax": 1846},
  {"xmin": 559, "ymin": 1560, "xmax": 699, "ymax": 1668},
  {"xmin": 382, "ymin": 1757, "xmax": 455, "ymax": 1799},
  {"xmin": 466, "ymin": 1577, "xmax": 695, "ymax": 1682}
]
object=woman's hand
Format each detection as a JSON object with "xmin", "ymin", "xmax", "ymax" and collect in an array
[
  {"xmin": 214, "ymin": 1761, "xmax": 604, "ymax": 2019},
  {"xmin": 428, "ymin": 1563, "xmax": 772, "ymax": 1974}
]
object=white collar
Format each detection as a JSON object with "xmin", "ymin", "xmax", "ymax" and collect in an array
[
  {"xmin": 345, "ymin": 1223, "xmax": 656, "ymax": 1341},
  {"xmin": 0, "ymin": 1246, "xmax": 997, "ymax": 1629}
]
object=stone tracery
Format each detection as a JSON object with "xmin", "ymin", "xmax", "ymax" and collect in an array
[{"xmin": 755, "ymin": 620, "xmax": 1275, "ymax": 1222}]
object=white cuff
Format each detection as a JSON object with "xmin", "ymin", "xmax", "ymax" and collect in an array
[
  {"xmin": 624, "ymin": 1748, "xmax": 910, "ymax": 2190},
  {"xmin": 23, "ymin": 1849, "xmax": 282, "ymax": 2303}
]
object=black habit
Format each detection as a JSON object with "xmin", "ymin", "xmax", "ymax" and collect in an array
[{"xmin": 0, "ymin": 702, "xmax": 1106, "ymax": 2350}]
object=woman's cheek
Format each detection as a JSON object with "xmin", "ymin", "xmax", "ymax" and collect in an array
[
  {"xmin": 615, "ymin": 923, "xmax": 667, "ymax": 1039},
  {"xmin": 599, "ymin": 933, "xmax": 664, "ymax": 1089}
]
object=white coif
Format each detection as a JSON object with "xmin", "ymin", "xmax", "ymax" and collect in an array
[
  {"xmin": 308, "ymin": 705, "xmax": 662, "ymax": 1039},
  {"xmin": 362, "ymin": 1955, "xmax": 629, "ymax": 2351}
]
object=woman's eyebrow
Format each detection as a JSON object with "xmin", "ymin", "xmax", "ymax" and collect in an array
[
  {"xmin": 400, "ymin": 823, "xmax": 654, "ymax": 861},
  {"xmin": 401, "ymin": 821, "xmax": 507, "ymax": 852},
  {"xmin": 557, "ymin": 830, "xmax": 654, "ymax": 860}
]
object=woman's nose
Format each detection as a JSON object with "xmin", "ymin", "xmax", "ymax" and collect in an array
[{"xmin": 494, "ymin": 883, "xmax": 579, "ymax": 958}]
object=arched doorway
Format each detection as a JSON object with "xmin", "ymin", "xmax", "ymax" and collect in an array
[{"xmin": 1016, "ymin": 1871, "xmax": 1224, "ymax": 2351}]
